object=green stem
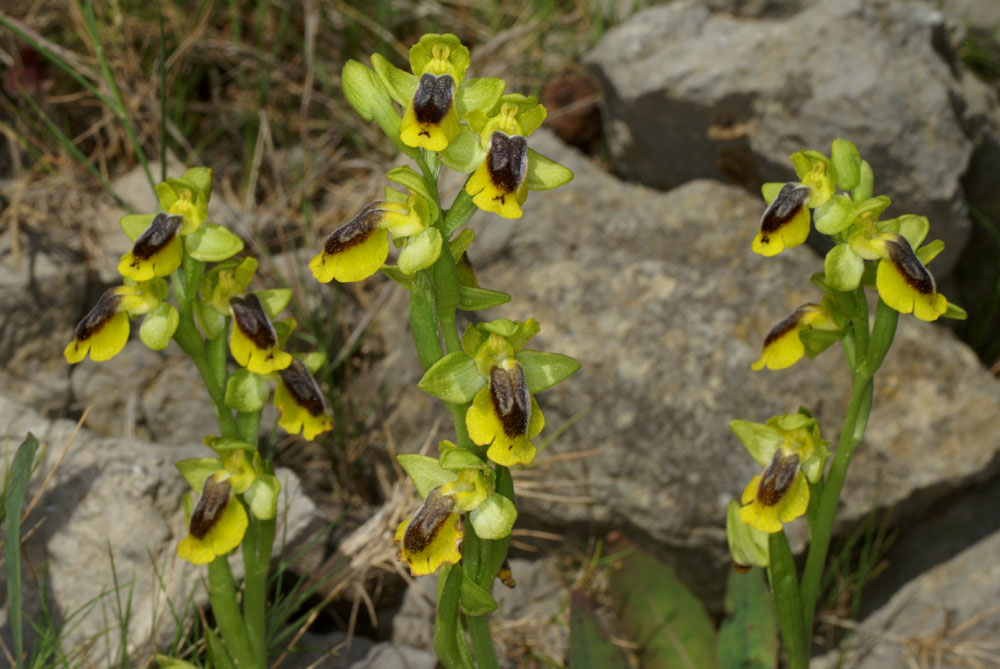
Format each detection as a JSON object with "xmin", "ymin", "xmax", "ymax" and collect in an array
[
  {"xmin": 410, "ymin": 273, "xmax": 443, "ymax": 370},
  {"xmin": 466, "ymin": 615, "xmax": 499, "ymax": 669},
  {"xmin": 208, "ymin": 557, "xmax": 259, "ymax": 668},
  {"xmin": 769, "ymin": 531, "xmax": 808, "ymax": 669},
  {"xmin": 799, "ymin": 375, "xmax": 874, "ymax": 633},
  {"xmin": 236, "ymin": 411, "xmax": 261, "ymax": 448},
  {"xmin": 434, "ymin": 565, "xmax": 472, "ymax": 669},
  {"xmin": 172, "ymin": 314, "xmax": 238, "ymax": 439},
  {"xmin": 242, "ymin": 515, "xmax": 275, "ymax": 665}
]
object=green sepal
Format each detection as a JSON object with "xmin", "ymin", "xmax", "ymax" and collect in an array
[
  {"xmin": 459, "ymin": 576, "xmax": 498, "ymax": 616},
  {"xmin": 273, "ymin": 317, "xmax": 296, "ymax": 349},
  {"xmin": 397, "ymin": 454, "xmax": 457, "ymax": 499},
  {"xmin": 769, "ymin": 411, "xmax": 814, "ymax": 432},
  {"xmin": 469, "ymin": 493, "xmax": 517, "ymax": 540},
  {"xmin": 515, "ymin": 350, "xmax": 581, "ymax": 394},
  {"xmin": 525, "ymin": 149, "xmax": 574, "ymax": 191},
  {"xmin": 916, "ymin": 239, "xmax": 944, "ymax": 265},
  {"xmin": 830, "ymin": 138, "xmax": 861, "ymax": 191},
  {"xmin": 462, "ymin": 323, "xmax": 486, "ymax": 357},
  {"xmin": 852, "ymin": 160, "xmax": 874, "ymax": 202},
  {"xmin": 300, "ymin": 351, "xmax": 326, "ymax": 374},
  {"xmin": 761, "ymin": 182, "xmax": 785, "ymax": 204},
  {"xmin": 458, "ymin": 286, "xmax": 510, "ymax": 311},
  {"xmin": 243, "ymin": 473, "xmax": 280, "ymax": 520},
  {"xmin": 477, "ymin": 318, "xmax": 540, "ymax": 352},
  {"xmin": 120, "ymin": 213, "xmax": 157, "ymax": 242},
  {"xmin": 942, "ymin": 302, "xmax": 968, "ymax": 320},
  {"xmin": 439, "ymin": 444, "xmax": 487, "ymax": 471},
  {"xmin": 854, "ymin": 195, "xmax": 892, "ymax": 225},
  {"xmin": 194, "ymin": 300, "xmax": 226, "ymax": 340},
  {"xmin": 224, "ymin": 368, "xmax": 269, "ymax": 413},
  {"xmin": 813, "ymin": 194, "xmax": 855, "ymax": 235},
  {"xmin": 380, "ymin": 264, "xmax": 415, "ymax": 289},
  {"xmin": 897, "ymin": 214, "xmax": 930, "ymax": 249},
  {"xmin": 155, "ymin": 182, "xmax": 178, "ymax": 210},
  {"xmin": 799, "ymin": 328, "xmax": 843, "ymax": 359},
  {"xmin": 399, "ymin": 227, "xmax": 443, "ymax": 275},
  {"xmin": 726, "ymin": 500, "xmax": 769, "ymax": 569},
  {"xmin": 456, "ymin": 77, "xmax": 506, "ymax": 117},
  {"xmin": 370, "ymin": 53, "xmax": 417, "ymax": 107},
  {"xmin": 729, "ymin": 420, "xmax": 784, "ymax": 467},
  {"xmin": 203, "ymin": 436, "xmax": 257, "ymax": 456},
  {"xmin": 409, "ymin": 33, "xmax": 469, "ymax": 84},
  {"xmin": 253, "ymin": 289, "xmax": 292, "ymax": 319},
  {"xmin": 824, "ymin": 243, "xmax": 864, "ymax": 291},
  {"xmin": 440, "ymin": 126, "xmax": 485, "ymax": 173},
  {"xmin": 181, "ymin": 167, "xmax": 213, "ymax": 202},
  {"xmin": 176, "ymin": 457, "xmax": 223, "ymax": 493},
  {"xmin": 139, "ymin": 302, "xmax": 179, "ymax": 351},
  {"xmin": 387, "ymin": 166, "xmax": 441, "ymax": 221},
  {"xmin": 418, "ymin": 351, "xmax": 485, "ymax": 403},
  {"xmin": 342, "ymin": 59, "xmax": 385, "ymax": 121},
  {"xmin": 185, "ymin": 223, "xmax": 244, "ymax": 262}
]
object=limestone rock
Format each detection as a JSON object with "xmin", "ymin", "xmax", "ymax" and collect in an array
[{"xmin": 585, "ymin": 0, "xmax": 1000, "ymax": 271}]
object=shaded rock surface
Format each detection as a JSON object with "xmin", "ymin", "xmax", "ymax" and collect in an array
[
  {"xmin": 585, "ymin": 0, "xmax": 1000, "ymax": 271},
  {"xmin": 369, "ymin": 130, "xmax": 1000, "ymax": 606},
  {"xmin": 816, "ymin": 527, "xmax": 1000, "ymax": 668},
  {"xmin": 0, "ymin": 395, "xmax": 321, "ymax": 664}
]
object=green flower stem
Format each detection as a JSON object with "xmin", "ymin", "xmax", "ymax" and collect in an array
[
  {"xmin": 434, "ymin": 565, "xmax": 472, "ymax": 669},
  {"xmin": 799, "ymin": 374, "xmax": 874, "ymax": 634},
  {"xmin": 768, "ymin": 531, "xmax": 808, "ymax": 669},
  {"xmin": 172, "ymin": 313, "xmax": 238, "ymax": 440},
  {"xmin": 466, "ymin": 615, "xmax": 499, "ymax": 669},
  {"xmin": 206, "ymin": 330, "xmax": 230, "ymax": 393},
  {"xmin": 861, "ymin": 298, "xmax": 899, "ymax": 378},
  {"xmin": 242, "ymin": 515, "xmax": 275, "ymax": 665},
  {"xmin": 208, "ymin": 556, "xmax": 260, "ymax": 669},
  {"xmin": 849, "ymin": 287, "xmax": 870, "ymax": 368},
  {"xmin": 442, "ymin": 190, "xmax": 477, "ymax": 236},
  {"xmin": 236, "ymin": 411, "xmax": 261, "ymax": 448},
  {"xmin": 410, "ymin": 273, "xmax": 444, "ymax": 370}
]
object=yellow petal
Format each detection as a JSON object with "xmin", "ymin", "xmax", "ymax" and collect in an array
[
  {"xmin": 310, "ymin": 223, "xmax": 389, "ymax": 283},
  {"xmin": 397, "ymin": 489, "xmax": 463, "ymax": 576},
  {"xmin": 876, "ymin": 240, "xmax": 947, "ymax": 322}
]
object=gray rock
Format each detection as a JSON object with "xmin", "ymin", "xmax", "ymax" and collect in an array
[
  {"xmin": 371, "ymin": 129, "xmax": 1000, "ymax": 605},
  {"xmin": 0, "ymin": 395, "xmax": 321, "ymax": 664},
  {"xmin": 585, "ymin": 0, "xmax": 1000, "ymax": 271},
  {"xmin": 815, "ymin": 528, "xmax": 1000, "ymax": 668}
]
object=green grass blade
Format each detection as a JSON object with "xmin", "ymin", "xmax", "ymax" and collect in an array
[{"xmin": 4, "ymin": 433, "xmax": 40, "ymax": 669}]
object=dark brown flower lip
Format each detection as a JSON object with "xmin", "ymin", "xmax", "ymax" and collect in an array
[
  {"xmin": 74, "ymin": 288, "xmax": 123, "ymax": 341},
  {"xmin": 131, "ymin": 212, "xmax": 182, "ymax": 260},
  {"xmin": 490, "ymin": 363, "xmax": 531, "ymax": 438},
  {"xmin": 486, "ymin": 132, "xmax": 528, "ymax": 195},
  {"xmin": 230, "ymin": 293, "xmax": 278, "ymax": 349},
  {"xmin": 278, "ymin": 358, "xmax": 327, "ymax": 416},
  {"xmin": 756, "ymin": 451, "xmax": 800, "ymax": 507},
  {"xmin": 413, "ymin": 72, "xmax": 455, "ymax": 126},
  {"xmin": 322, "ymin": 203, "xmax": 383, "ymax": 255},
  {"xmin": 884, "ymin": 235, "xmax": 935, "ymax": 295},
  {"xmin": 762, "ymin": 304, "xmax": 816, "ymax": 348},
  {"xmin": 759, "ymin": 183, "xmax": 810, "ymax": 235},
  {"xmin": 402, "ymin": 487, "xmax": 457, "ymax": 554},
  {"xmin": 189, "ymin": 478, "xmax": 231, "ymax": 540}
]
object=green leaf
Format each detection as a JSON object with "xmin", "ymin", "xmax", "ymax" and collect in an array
[
  {"xmin": 570, "ymin": 589, "xmax": 630, "ymax": 669},
  {"xmin": 140, "ymin": 302, "xmax": 179, "ymax": 351},
  {"xmin": 717, "ymin": 568, "xmax": 778, "ymax": 669},
  {"xmin": 609, "ymin": 545, "xmax": 718, "ymax": 669},
  {"xmin": 418, "ymin": 352, "xmax": 484, "ymax": 403},
  {"xmin": 4, "ymin": 434, "xmax": 39, "ymax": 665},
  {"xmin": 516, "ymin": 350, "xmax": 581, "ymax": 394},
  {"xmin": 185, "ymin": 223, "xmax": 244, "ymax": 262},
  {"xmin": 342, "ymin": 60, "xmax": 380, "ymax": 120},
  {"xmin": 459, "ymin": 575, "xmax": 498, "ymax": 616},
  {"xmin": 253, "ymin": 289, "xmax": 292, "ymax": 319},
  {"xmin": 458, "ymin": 285, "xmax": 511, "ymax": 311},
  {"xmin": 182, "ymin": 167, "xmax": 213, "ymax": 202},
  {"xmin": 469, "ymin": 493, "xmax": 517, "ymax": 540},
  {"xmin": 824, "ymin": 243, "xmax": 864, "ymax": 292},
  {"xmin": 397, "ymin": 454, "xmax": 456, "ymax": 499},
  {"xmin": 121, "ymin": 213, "xmax": 157, "ymax": 242},
  {"xmin": 224, "ymin": 369, "xmax": 269, "ymax": 413},
  {"xmin": 525, "ymin": 149, "xmax": 573, "ymax": 191}
]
